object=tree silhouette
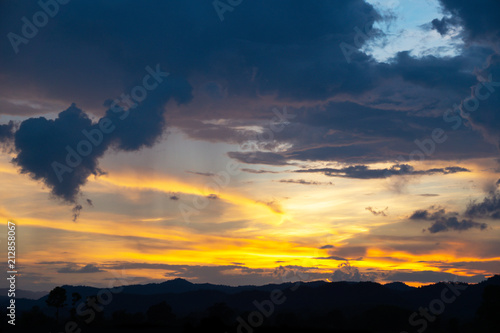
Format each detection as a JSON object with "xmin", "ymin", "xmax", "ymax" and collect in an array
[
  {"xmin": 146, "ymin": 301, "xmax": 175, "ymax": 325},
  {"xmin": 70, "ymin": 292, "xmax": 82, "ymax": 319},
  {"xmin": 46, "ymin": 287, "xmax": 67, "ymax": 323}
]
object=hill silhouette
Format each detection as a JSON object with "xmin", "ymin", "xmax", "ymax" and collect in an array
[{"xmin": 1, "ymin": 275, "xmax": 498, "ymax": 332}]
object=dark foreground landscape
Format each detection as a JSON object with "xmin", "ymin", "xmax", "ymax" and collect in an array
[{"xmin": 1, "ymin": 275, "xmax": 499, "ymax": 333}]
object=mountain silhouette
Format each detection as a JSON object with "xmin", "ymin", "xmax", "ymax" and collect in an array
[{"xmin": 1, "ymin": 275, "xmax": 498, "ymax": 332}]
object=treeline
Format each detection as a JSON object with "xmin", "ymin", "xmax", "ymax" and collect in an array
[{"xmin": 1, "ymin": 279, "xmax": 499, "ymax": 332}]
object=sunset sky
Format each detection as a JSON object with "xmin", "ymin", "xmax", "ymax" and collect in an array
[{"xmin": 0, "ymin": 0, "xmax": 499, "ymax": 292}]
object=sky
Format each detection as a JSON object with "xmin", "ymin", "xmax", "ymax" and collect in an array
[{"xmin": 0, "ymin": 0, "xmax": 499, "ymax": 291}]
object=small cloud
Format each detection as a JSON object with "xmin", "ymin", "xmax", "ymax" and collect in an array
[
  {"xmin": 242, "ymin": 168, "xmax": 280, "ymax": 174},
  {"xmin": 228, "ymin": 151, "xmax": 289, "ymax": 166},
  {"xmin": 259, "ymin": 200, "xmax": 283, "ymax": 214},
  {"xmin": 186, "ymin": 171, "xmax": 215, "ymax": 177},
  {"xmin": 365, "ymin": 206, "xmax": 388, "ymax": 217},
  {"xmin": 207, "ymin": 194, "xmax": 218, "ymax": 200},
  {"xmin": 330, "ymin": 262, "xmax": 374, "ymax": 282},
  {"xmin": 72, "ymin": 204, "xmax": 83, "ymax": 222},
  {"xmin": 58, "ymin": 264, "xmax": 104, "ymax": 274},
  {"xmin": 277, "ymin": 179, "xmax": 334, "ymax": 186},
  {"xmin": 169, "ymin": 195, "xmax": 180, "ymax": 201},
  {"xmin": 316, "ymin": 255, "xmax": 347, "ymax": 261},
  {"xmin": 319, "ymin": 245, "xmax": 335, "ymax": 249},
  {"xmin": 418, "ymin": 194, "xmax": 440, "ymax": 197},
  {"xmin": 295, "ymin": 164, "xmax": 469, "ymax": 179}
]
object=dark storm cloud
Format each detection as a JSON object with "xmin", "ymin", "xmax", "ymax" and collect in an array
[
  {"xmin": 0, "ymin": 0, "xmax": 381, "ymax": 109},
  {"xmin": 439, "ymin": 0, "xmax": 500, "ymax": 46},
  {"xmin": 410, "ymin": 207, "xmax": 488, "ymax": 233},
  {"xmin": 0, "ymin": 121, "xmax": 14, "ymax": 142},
  {"xmin": 430, "ymin": 16, "xmax": 460, "ymax": 36},
  {"xmin": 294, "ymin": 164, "xmax": 469, "ymax": 179},
  {"xmin": 465, "ymin": 191, "xmax": 500, "ymax": 219},
  {"xmin": 386, "ymin": 51, "xmax": 478, "ymax": 91},
  {"xmin": 434, "ymin": 1, "xmax": 500, "ymax": 155},
  {"xmin": 11, "ymin": 76, "xmax": 192, "ymax": 204},
  {"xmin": 1, "ymin": 0, "xmax": 500, "ymax": 198},
  {"xmin": 460, "ymin": 55, "xmax": 500, "ymax": 149}
]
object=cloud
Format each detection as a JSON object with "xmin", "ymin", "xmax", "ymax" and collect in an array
[
  {"xmin": 439, "ymin": 0, "xmax": 500, "ymax": 46},
  {"xmin": 257, "ymin": 200, "xmax": 283, "ymax": 214},
  {"xmin": 0, "ymin": 121, "xmax": 14, "ymax": 142},
  {"xmin": 277, "ymin": 179, "xmax": 334, "ymax": 186},
  {"xmin": 465, "ymin": 191, "xmax": 500, "ymax": 219},
  {"xmin": 410, "ymin": 207, "xmax": 488, "ymax": 233},
  {"xmin": 72, "ymin": 204, "xmax": 83, "ymax": 222},
  {"xmin": 316, "ymin": 256, "xmax": 348, "ymax": 261},
  {"xmin": 241, "ymin": 168, "xmax": 280, "ymax": 174},
  {"xmin": 316, "ymin": 256, "xmax": 363, "ymax": 261},
  {"xmin": 2, "ymin": 0, "xmax": 500, "ymax": 171},
  {"xmin": 330, "ymin": 262, "xmax": 374, "ymax": 282},
  {"xmin": 186, "ymin": 171, "xmax": 215, "ymax": 177},
  {"xmin": 57, "ymin": 264, "xmax": 104, "ymax": 274},
  {"xmin": 365, "ymin": 206, "xmax": 388, "ymax": 216},
  {"xmin": 228, "ymin": 151, "xmax": 290, "ymax": 166},
  {"xmin": 319, "ymin": 245, "xmax": 335, "ymax": 249},
  {"xmin": 427, "ymin": 217, "xmax": 488, "ymax": 233},
  {"xmin": 10, "ymin": 76, "xmax": 192, "ymax": 205},
  {"xmin": 0, "ymin": 121, "xmax": 15, "ymax": 152},
  {"xmin": 295, "ymin": 164, "xmax": 469, "ymax": 179},
  {"xmin": 430, "ymin": 16, "xmax": 460, "ymax": 36}
]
